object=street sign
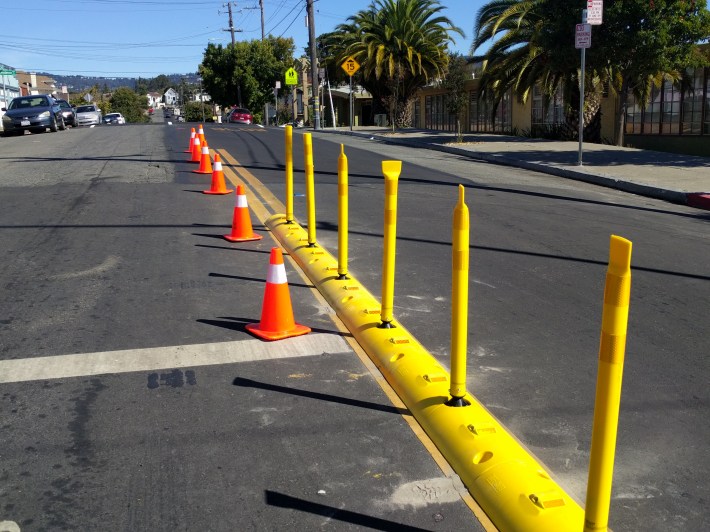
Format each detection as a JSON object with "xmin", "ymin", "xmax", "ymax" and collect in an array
[
  {"xmin": 575, "ymin": 23, "xmax": 592, "ymax": 49},
  {"xmin": 341, "ymin": 57, "xmax": 360, "ymax": 76},
  {"xmin": 587, "ymin": 0, "xmax": 603, "ymax": 25},
  {"xmin": 0, "ymin": 69, "xmax": 16, "ymax": 75},
  {"xmin": 284, "ymin": 68, "xmax": 298, "ymax": 86}
]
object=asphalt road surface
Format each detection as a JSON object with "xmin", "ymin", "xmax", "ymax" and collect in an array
[
  {"xmin": 0, "ymin": 124, "xmax": 488, "ymax": 532},
  {"xmin": 1, "ymin": 121, "xmax": 708, "ymax": 531}
]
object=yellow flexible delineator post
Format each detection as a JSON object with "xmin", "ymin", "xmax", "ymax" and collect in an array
[
  {"xmin": 337, "ymin": 144, "xmax": 349, "ymax": 279},
  {"xmin": 380, "ymin": 161, "xmax": 402, "ymax": 328},
  {"xmin": 266, "ymin": 212, "xmax": 586, "ymax": 530},
  {"xmin": 448, "ymin": 185, "xmax": 470, "ymax": 406},
  {"xmin": 584, "ymin": 235, "xmax": 632, "ymax": 532},
  {"xmin": 285, "ymin": 125, "xmax": 294, "ymax": 223},
  {"xmin": 303, "ymin": 133, "xmax": 316, "ymax": 247}
]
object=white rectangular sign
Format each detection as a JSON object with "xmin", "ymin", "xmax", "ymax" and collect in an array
[
  {"xmin": 587, "ymin": 0, "xmax": 603, "ymax": 25},
  {"xmin": 576, "ymin": 23, "xmax": 592, "ymax": 49}
]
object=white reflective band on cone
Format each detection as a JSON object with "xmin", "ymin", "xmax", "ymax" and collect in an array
[
  {"xmin": 266, "ymin": 264, "xmax": 287, "ymax": 285},
  {"xmin": 236, "ymin": 195, "xmax": 248, "ymax": 208},
  {"xmin": 214, "ymin": 161, "xmax": 222, "ymax": 171}
]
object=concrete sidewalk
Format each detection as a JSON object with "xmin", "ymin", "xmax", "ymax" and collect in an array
[{"xmin": 320, "ymin": 126, "xmax": 710, "ymax": 210}]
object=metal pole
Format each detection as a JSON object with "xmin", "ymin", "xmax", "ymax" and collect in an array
[
  {"xmin": 274, "ymin": 87, "xmax": 278, "ymax": 126},
  {"xmin": 200, "ymin": 78, "xmax": 205, "ymax": 123},
  {"xmin": 307, "ymin": 0, "xmax": 320, "ymax": 129},
  {"xmin": 578, "ymin": 9, "xmax": 587, "ymax": 166},
  {"xmin": 349, "ymin": 75, "xmax": 353, "ymax": 131},
  {"xmin": 578, "ymin": 47, "xmax": 586, "ymax": 166}
]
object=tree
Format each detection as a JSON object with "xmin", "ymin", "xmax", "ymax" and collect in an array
[
  {"xmin": 440, "ymin": 52, "xmax": 470, "ymax": 142},
  {"xmin": 322, "ymin": 0, "xmax": 463, "ymax": 129},
  {"xmin": 592, "ymin": 0, "xmax": 710, "ymax": 145},
  {"xmin": 184, "ymin": 101, "xmax": 212, "ymax": 122},
  {"xmin": 200, "ymin": 36, "xmax": 296, "ymax": 120},
  {"xmin": 472, "ymin": 0, "xmax": 710, "ymax": 145},
  {"xmin": 472, "ymin": 0, "xmax": 595, "ymax": 140},
  {"xmin": 109, "ymin": 87, "xmax": 149, "ymax": 123}
]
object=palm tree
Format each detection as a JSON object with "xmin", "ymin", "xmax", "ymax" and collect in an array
[
  {"xmin": 472, "ymin": 0, "xmax": 603, "ymax": 141},
  {"xmin": 324, "ymin": 0, "xmax": 463, "ymax": 128},
  {"xmin": 473, "ymin": 0, "xmax": 710, "ymax": 145}
]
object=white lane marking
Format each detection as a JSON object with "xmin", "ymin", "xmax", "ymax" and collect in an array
[
  {"xmin": 0, "ymin": 521, "xmax": 21, "ymax": 532},
  {"xmin": 0, "ymin": 333, "xmax": 350, "ymax": 384}
]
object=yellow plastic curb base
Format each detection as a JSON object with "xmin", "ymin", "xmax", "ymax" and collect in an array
[{"xmin": 267, "ymin": 214, "xmax": 585, "ymax": 531}]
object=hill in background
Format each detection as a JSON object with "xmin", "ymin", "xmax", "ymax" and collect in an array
[{"xmin": 41, "ymin": 72, "xmax": 200, "ymax": 92}]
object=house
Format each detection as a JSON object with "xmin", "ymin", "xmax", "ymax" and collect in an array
[
  {"xmin": 163, "ymin": 88, "xmax": 179, "ymax": 107},
  {"xmin": 16, "ymin": 71, "xmax": 58, "ymax": 97},
  {"xmin": 193, "ymin": 91, "xmax": 210, "ymax": 103},
  {"xmin": 147, "ymin": 91, "xmax": 162, "ymax": 108}
]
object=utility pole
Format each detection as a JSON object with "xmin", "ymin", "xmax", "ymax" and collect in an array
[
  {"xmin": 222, "ymin": 2, "xmax": 237, "ymax": 45},
  {"xmin": 306, "ymin": 0, "xmax": 320, "ymax": 129},
  {"xmin": 244, "ymin": 0, "xmax": 265, "ymax": 39},
  {"xmin": 260, "ymin": 0, "xmax": 265, "ymax": 40},
  {"xmin": 220, "ymin": 2, "xmax": 243, "ymax": 107}
]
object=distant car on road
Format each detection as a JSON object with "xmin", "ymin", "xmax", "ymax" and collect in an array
[
  {"xmin": 227, "ymin": 107, "xmax": 253, "ymax": 124},
  {"xmin": 1, "ymin": 95, "xmax": 66, "ymax": 136},
  {"xmin": 75, "ymin": 104, "xmax": 103, "ymax": 126},
  {"xmin": 102, "ymin": 113, "xmax": 126, "ymax": 125},
  {"xmin": 55, "ymin": 99, "xmax": 76, "ymax": 127}
]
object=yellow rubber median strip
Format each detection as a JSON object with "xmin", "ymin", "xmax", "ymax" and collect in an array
[
  {"xmin": 265, "ymin": 213, "xmax": 586, "ymax": 531},
  {"xmin": 214, "ymin": 149, "xmax": 496, "ymax": 529}
]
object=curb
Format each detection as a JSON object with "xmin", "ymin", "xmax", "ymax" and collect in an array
[
  {"xmin": 686, "ymin": 193, "xmax": 710, "ymax": 210},
  {"xmin": 315, "ymin": 129, "xmax": 709, "ymax": 211}
]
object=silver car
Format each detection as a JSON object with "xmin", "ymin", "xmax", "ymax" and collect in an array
[{"xmin": 75, "ymin": 104, "xmax": 102, "ymax": 126}]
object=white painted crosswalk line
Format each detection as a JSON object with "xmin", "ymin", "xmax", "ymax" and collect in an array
[{"xmin": 0, "ymin": 333, "xmax": 350, "ymax": 384}]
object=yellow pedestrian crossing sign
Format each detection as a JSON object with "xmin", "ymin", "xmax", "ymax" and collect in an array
[
  {"xmin": 285, "ymin": 68, "xmax": 298, "ymax": 86},
  {"xmin": 341, "ymin": 57, "xmax": 360, "ymax": 76}
]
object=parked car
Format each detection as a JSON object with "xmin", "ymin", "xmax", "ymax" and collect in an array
[
  {"xmin": 1, "ymin": 95, "xmax": 66, "ymax": 136},
  {"xmin": 55, "ymin": 99, "xmax": 76, "ymax": 127},
  {"xmin": 227, "ymin": 107, "xmax": 253, "ymax": 124},
  {"xmin": 102, "ymin": 113, "xmax": 126, "ymax": 125},
  {"xmin": 75, "ymin": 104, "xmax": 102, "ymax": 126}
]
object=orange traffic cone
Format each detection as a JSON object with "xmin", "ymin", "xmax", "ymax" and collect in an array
[
  {"xmin": 184, "ymin": 127, "xmax": 196, "ymax": 153},
  {"xmin": 193, "ymin": 143, "xmax": 213, "ymax": 174},
  {"xmin": 203, "ymin": 154, "xmax": 233, "ymax": 195},
  {"xmin": 198, "ymin": 124, "xmax": 205, "ymax": 145},
  {"xmin": 190, "ymin": 135, "xmax": 202, "ymax": 162},
  {"xmin": 224, "ymin": 185, "xmax": 262, "ymax": 241},
  {"xmin": 246, "ymin": 247, "xmax": 311, "ymax": 341}
]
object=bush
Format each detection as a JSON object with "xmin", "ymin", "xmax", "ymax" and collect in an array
[{"xmin": 184, "ymin": 101, "xmax": 214, "ymax": 122}]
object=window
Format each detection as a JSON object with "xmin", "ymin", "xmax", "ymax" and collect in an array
[
  {"xmin": 531, "ymin": 85, "xmax": 564, "ymax": 126},
  {"xmin": 625, "ymin": 68, "xmax": 710, "ymax": 136},
  {"xmin": 469, "ymin": 90, "xmax": 511, "ymax": 133},
  {"xmin": 682, "ymin": 67, "xmax": 704, "ymax": 134},
  {"xmin": 424, "ymin": 94, "xmax": 457, "ymax": 131}
]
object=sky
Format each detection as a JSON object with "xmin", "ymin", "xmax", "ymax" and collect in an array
[{"xmin": 0, "ymin": 0, "xmax": 483, "ymax": 78}]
